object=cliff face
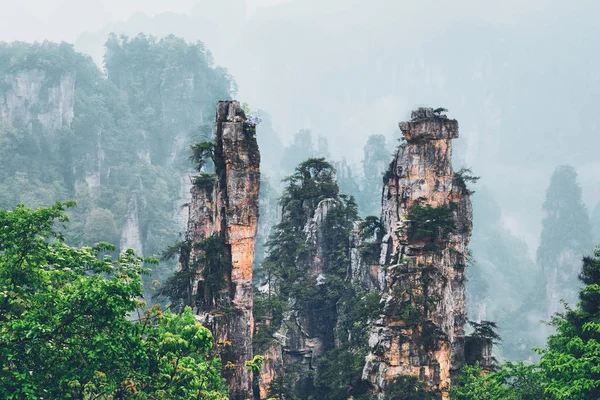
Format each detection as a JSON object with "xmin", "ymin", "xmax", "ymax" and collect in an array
[
  {"xmin": 187, "ymin": 101, "xmax": 260, "ymax": 399},
  {"xmin": 1, "ymin": 70, "xmax": 75, "ymax": 135},
  {"xmin": 257, "ymin": 198, "xmax": 337, "ymax": 397},
  {"xmin": 363, "ymin": 108, "xmax": 473, "ymax": 398}
]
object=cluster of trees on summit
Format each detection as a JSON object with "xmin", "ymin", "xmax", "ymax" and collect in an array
[{"xmin": 0, "ymin": 34, "xmax": 599, "ymax": 399}]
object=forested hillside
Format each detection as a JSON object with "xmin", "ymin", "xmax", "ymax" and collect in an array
[{"xmin": 0, "ymin": 37, "xmax": 233, "ymax": 284}]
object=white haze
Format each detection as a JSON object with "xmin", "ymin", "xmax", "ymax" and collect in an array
[{"xmin": 1, "ymin": 0, "xmax": 600, "ymax": 254}]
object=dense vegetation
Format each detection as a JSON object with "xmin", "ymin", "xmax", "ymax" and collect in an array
[
  {"xmin": 453, "ymin": 245, "xmax": 600, "ymax": 399},
  {"xmin": 0, "ymin": 202, "xmax": 227, "ymax": 399},
  {"xmin": 254, "ymin": 158, "xmax": 383, "ymax": 399},
  {"xmin": 0, "ymin": 37, "xmax": 233, "ymax": 291}
]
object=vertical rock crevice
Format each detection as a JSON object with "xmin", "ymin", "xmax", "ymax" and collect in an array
[{"xmin": 185, "ymin": 100, "xmax": 260, "ymax": 399}]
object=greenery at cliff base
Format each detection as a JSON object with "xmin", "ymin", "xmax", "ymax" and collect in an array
[
  {"xmin": 0, "ymin": 202, "xmax": 227, "ymax": 399},
  {"xmin": 452, "ymin": 245, "xmax": 600, "ymax": 400}
]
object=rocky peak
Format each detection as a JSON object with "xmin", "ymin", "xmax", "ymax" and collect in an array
[
  {"xmin": 363, "ymin": 108, "xmax": 472, "ymax": 399},
  {"xmin": 186, "ymin": 100, "xmax": 260, "ymax": 399}
]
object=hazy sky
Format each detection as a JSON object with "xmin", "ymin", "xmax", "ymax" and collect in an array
[
  {"xmin": 0, "ymin": 0, "xmax": 289, "ymax": 43},
  {"xmin": 0, "ymin": 0, "xmax": 576, "ymax": 44},
  {"xmin": 2, "ymin": 0, "xmax": 599, "ymax": 252}
]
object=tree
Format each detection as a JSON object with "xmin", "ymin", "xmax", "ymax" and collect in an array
[
  {"xmin": 537, "ymin": 165, "xmax": 592, "ymax": 317},
  {"xmin": 454, "ymin": 244, "xmax": 600, "ymax": 400},
  {"xmin": 0, "ymin": 202, "xmax": 227, "ymax": 399},
  {"xmin": 537, "ymin": 246, "xmax": 600, "ymax": 399},
  {"xmin": 83, "ymin": 207, "xmax": 120, "ymax": 245},
  {"xmin": 406, "ymin": 199, "xmax": 455, "ymax": 248},
  {"xmin": 385, "ymin": 375, "xmax": 440, "ymax": 400},
  {"xmin": 450, "ymin": 362, "xmax": 547, "ymax": 400},
  {"xmin": 256, "ymin": 158, "xmax": 377, "ymax": 399},
  {"xmin": 190, "ymin": 141, "xmax": 215, "ymax": 171}
]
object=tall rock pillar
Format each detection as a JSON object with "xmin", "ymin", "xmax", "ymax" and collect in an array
[
  {"xmin": 187, "ymin": 100, "xmax": 260, "ymax": 399},
  {"xmin": 363, "ymin": 108, "xmax": 472, "ymax": 399}
]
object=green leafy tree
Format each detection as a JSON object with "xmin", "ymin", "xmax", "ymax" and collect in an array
[
  {"xmin": 406, "ymin": 199, "xmax": 455, "ymax": 248},
  {"xmin": 0, "ymin": 202, "xmax": 227, "ymax": 399},
  {"xmin": 257, "ymin": 157, "xmax": 381, "ymax": 399},
  {"xmin": 83, "ymin": 207, "xmax": 120, "ymax": 245},
  {"xmin": 537, "ymin": 246, "xmax": 600, "ymax": 399},
  {"xmin": 451, "ymin": 362, "xmax": 548, "ymax": 400},
  {"xmin": 385, "ymin": 375, "xmax": 440, "ymax": 400}
]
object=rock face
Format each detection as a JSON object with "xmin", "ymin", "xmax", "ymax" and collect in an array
[
  {"xmin": 257, "ymin": 198, "xmax": 338, "ymax": 397},
  {"xmin": 362, "ymin": 108, "xmax": 473, "ymax": 399},
  {"xmin": 1, "ymin": 70, "xmax": 75, "ymax": 136},
  {"xmin": 186, "ymin": 101, "xmax": 260, "ymax": 399}
]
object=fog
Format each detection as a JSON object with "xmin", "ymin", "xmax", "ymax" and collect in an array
[
  {"xmin": 1, "ymin": 0, "xmax": 599, "ymax": 359},
  {"xmin": 4, "ymin": 0, "xmax": 588, "ymax": 251}
]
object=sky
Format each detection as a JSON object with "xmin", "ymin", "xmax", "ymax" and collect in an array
[
  {"xmin": 1, "ymin": 0, "xmax": 600, "ymax": 252},
  {"xmin": 0, "ymin": 0, "xmax": 289, "ymax": 43}
]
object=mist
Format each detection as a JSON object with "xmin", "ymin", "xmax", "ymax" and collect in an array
[
  {"xmin": 1, "ymin": 0, "xmax": 599, "ymax": 397},
  {"xmin": 34, "ymin": 0, "xmax": 596, "ymax": 251}
]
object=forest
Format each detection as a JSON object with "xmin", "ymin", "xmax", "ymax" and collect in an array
[{"xmin": 0, "ymin": 4, "xmax": 600, "ymax": 399}]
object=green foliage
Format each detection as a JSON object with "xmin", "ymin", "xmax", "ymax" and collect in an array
[
  {"xmin": 451, "ymin": 362, "xmax": 548, "ymax": 400},
  {"xmin": 0, "ymin": 202, "xmax": 227, "ymax": 399},
  {"xmin": 245, "ymin": 355, "xmax": 265, "ymax": 374},
  {"xmin": 385, "ymin": 375, "xmax": 440, "ymax": 400},
  {"xmin": 104, "ymin": 33, "xmax": 233, "ymax": 165},
  {"xmin": 451, "ymin": 363, "xmax": 503, "ymax": 400},
  {"xmin": 159, "ymin": 234, "xmax": 232, "ymax": 311},
  {"xmin": 193, "ymin": 172, "xmax": 217, "ymax": 192},
  {"xmin": 537, "ymin": 245, "xmax": 600, "ymax": 399},
  {"xmin": 156, "ymin": 240, "xmax": 194, "ymax": 309},
  {"xmin": 256, "ymin": 158, "xmax": 382, "ymax": 399},
  {"xmin": 194, "ymin": 235, "xmax": 232, "ymax": 310},
  {"xmin": 358, "ymin": 215, "xmax": 384, "ymax": 240},
  {"xmin": 454, "ymin": 167, "xmax": 480, "ymax": 195},
  {"xmin": 190, "ymin": 141, "xmax": 215, "ymax": 172},
  {"xmin": 259, "ymin": 158, "xmax": 340, "ymax": 303},
  {"xmin": 358, "ymin": 215, "xmax": 384, "ymax": 260},
  {"xmin": 406, "ymin": 200, "xmax": 455, "ymax": 248},
  {"xmin": 456, "ymin": 244, "xmax": 600, "ymax": 399},
  {"xmin": 314, "ymin": 348, "xmax": 372, "ymax": 400},
  {"xmin": 469, "ymin": 320, "xmax": 501, "ymax": 344},
  {"xmin": 83, "ymin": 207, "xmax": 120, "ymax": 245},
  {"xmin": 267, "ymin": 374, "xmax": 299, "ymax": 400},
  {"xmin": 281, "ymin": 158, "xmax": 339, "ymax": 216},
  {"xmin": 0, "ymin": 41, "xmax": 81, "ymax": 84},
  {"xmin": 0, "ymin": 36, "xmax": 234, "ymax": 297}
]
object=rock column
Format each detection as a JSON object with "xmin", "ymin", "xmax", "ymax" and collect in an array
[
  {"xmin": 362, "ymin": 108, "xmax": 473, "ymax": 399},
  {"xmin": 187, "ymin": 100, "xmax": 260, "ymax": 399}
]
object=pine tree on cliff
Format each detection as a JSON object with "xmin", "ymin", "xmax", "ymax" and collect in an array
[
  {"xmin": 536, "ymin": 165, "xmax": 592, "ymax": 317},
  {"xmin": 255, "ymin": 158, "xmax": 381, "ymax": 399}
]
